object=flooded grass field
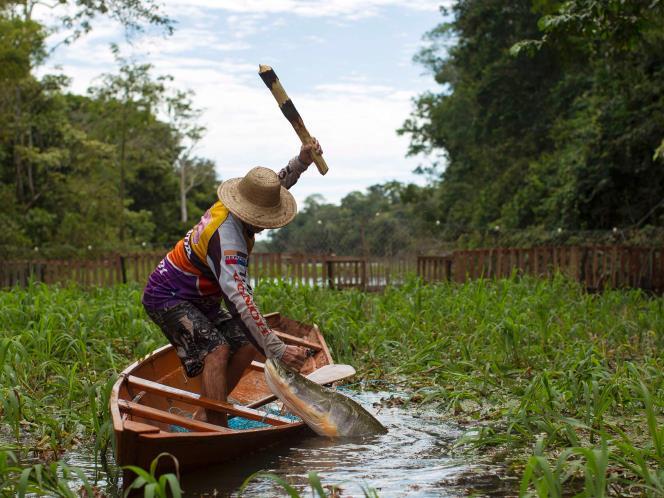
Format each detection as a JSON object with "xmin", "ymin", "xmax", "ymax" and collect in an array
[{"xmin": 1, "ymin": 278, "xmax": 662, "ymax": 496}]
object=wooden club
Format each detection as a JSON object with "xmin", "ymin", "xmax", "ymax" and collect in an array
[{"xmin": 258, "ymin": 64, "xmax": 329, "ymax": 175}]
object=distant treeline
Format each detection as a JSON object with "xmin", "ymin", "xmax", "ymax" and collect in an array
[{"xmin": 2, "ymin": 1, "xmax": 663, "ymax": 259}]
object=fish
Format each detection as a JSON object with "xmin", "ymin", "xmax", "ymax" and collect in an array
[{"xmin": 264, "ymin": 358, "xmax": 387, "ymax": 437}]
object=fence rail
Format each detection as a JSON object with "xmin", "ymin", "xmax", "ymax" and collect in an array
[
  {"xmin": 0, "ymin": 252, "xmax": 164, "ymax": 289},
  {"xmin": 417, "ymin": 246, "xmax": 663, "ymax": 292},
  {"xmin": 1, "ymin": 246, "xmax": 662, "ymax": 293},
  {"xmin": 249, "ymin": 254, "xmax": 416, "ymax": 290}
]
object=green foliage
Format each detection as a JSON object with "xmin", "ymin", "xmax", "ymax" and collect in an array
[
  {"xmin": 0, "ymin": 449, "xmax": 96, "ymax": 497},
  {"xmin": 0, "ymin": 8, "xmax": 216, "ymax": 256},
  {"xmin": 0, "ymin": 15, "xmax": 45, "ymax": 79},
  {"xmin": 123, "ymin": 453, "xmax": 182, "ymax": 498},
  {"xmin": 0, "ymin": 283, "xmax": 164, "ymax": 462},
  {"xmin": 0, "ymin": 279, "xmax": 661, "ymax": 495},
  {"xmin": 401, "ymin": 0, "xmax": 664, "ymax": 233}
]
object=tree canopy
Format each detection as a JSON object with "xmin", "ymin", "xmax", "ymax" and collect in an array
[
  {"xmin": 0, "ymin": 2, "xmax": 215, "ymax": 257},
  {"xmin": 399, "ymin": 0, "xmax": 664, "ymax": 232}
]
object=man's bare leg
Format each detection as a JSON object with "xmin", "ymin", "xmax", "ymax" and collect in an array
[
  {"xmin": 201, "ymin": 344, "xmax": 230, "ymax": 426},
  {"xmin": 226, "ymin": 344, "xmax": 256, "ymax": 394}
]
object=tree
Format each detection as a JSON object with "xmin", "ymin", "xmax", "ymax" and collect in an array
[
  {"xmin": 400, "ymin": 0, "xmax": 664, "ymax": 232},
  {"xmin": 4, "ymin": 0, "xmax": 172, "ymax": 44},
  {"xmin": 0, "ymin": 0, "xmax": 220, "ymax": 255},
  {"xmin": 166, "ymin": 90, "xmax": 207, "ymax": 223},
  {"xmin": 88, "ymin": 49, "xmax": 172, "ymax": 241},
  {"xmin": 510, "ymin": 0, "xmax": 664, "ymax": 228},
  {"xmin": 400, "ymin": 0, "xmax": 565, "ymax": 230}
]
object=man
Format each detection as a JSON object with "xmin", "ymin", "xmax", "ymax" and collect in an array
[{"xmin": 142, "ymin": 139, "xmax": 323, "ymax": 425}]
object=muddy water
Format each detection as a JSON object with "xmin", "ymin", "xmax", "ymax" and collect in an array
[{"xmin": 66, "ymin": 389, "xmax": 510, "ymax": 496}]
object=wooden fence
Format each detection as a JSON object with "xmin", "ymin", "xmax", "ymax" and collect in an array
[
  {"xmin": 247, "ymin": 253, "xmax": 416, "ymax": 290},
  {"xmin": 0, "ymin": 252, "xmax": 417, "ymax": 291},
  {"xmin": 416, "ymin": 246, "xmax": 664, "ymax": 293},
  {"xmin": 0, "ymin": 252, "xmax": 164, "ymax": 289},
  {"xmin": 1, "ymin": 246, "xmax": 662, "ymax": 292}
]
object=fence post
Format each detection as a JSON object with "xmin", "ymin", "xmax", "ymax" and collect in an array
[
  {"xmin": 361, "ymin": 258, "xmax": 367, "ymax": 290},
  {"xmin": 119, "ymin": 255, "xmax": 127, "ymax": 284},
  {"xmin": 326, "ymin": 258, "xmax": 335, "ymax": 290}
]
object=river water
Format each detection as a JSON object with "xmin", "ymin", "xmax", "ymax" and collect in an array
[{"xmin": 65, "ymin": 389, "xmax": 512, "ymax": 497}]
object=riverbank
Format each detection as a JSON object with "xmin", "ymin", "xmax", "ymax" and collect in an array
[{"xmin": 1, "ymin": 277, "xmax": 662, "ymax": 495}]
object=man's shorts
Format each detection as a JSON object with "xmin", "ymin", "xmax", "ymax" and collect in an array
[{"xmin": 144, "ymin": 302, "xmax": 250, "ymax": 378}]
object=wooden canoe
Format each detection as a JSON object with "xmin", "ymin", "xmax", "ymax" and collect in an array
[{"xmin": 110, "ymin": 312, "xmax": 335, "ymax": 476}]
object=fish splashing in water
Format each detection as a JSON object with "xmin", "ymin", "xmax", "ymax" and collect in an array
[{"xmin": 264, "ymin": 358, "xmax": 387, "ymax": 437}]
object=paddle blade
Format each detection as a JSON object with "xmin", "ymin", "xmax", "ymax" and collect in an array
[{"xmin": 305, "ymin": 364, "xmax": 356, "ymax": 385}]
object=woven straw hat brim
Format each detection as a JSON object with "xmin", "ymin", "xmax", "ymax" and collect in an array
[{"xmin": 217, "ymin": 178, "xmax": 297, "ymax": 229}]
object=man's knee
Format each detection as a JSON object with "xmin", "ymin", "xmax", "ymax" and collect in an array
[
  {"xmin": 205, "ymin": 344, "xmax": 230, "ymax": 368},
  {"xmin": 235, "ymin": 343, "xmax": 254, "ymax": 355}
]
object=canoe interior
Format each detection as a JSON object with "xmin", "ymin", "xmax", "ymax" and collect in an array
[{"xmin": 112, "ymin": 312, "xmax": 334, "ymax": 472}]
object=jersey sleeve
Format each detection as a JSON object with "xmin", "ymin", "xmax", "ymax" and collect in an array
[
  {"xmin": 207, "ymin": 217, "xmax": 287, "ymax": 359},
  {"xmin": 277, "ymin": 156, "xmax": 309, "ymax": 190}
]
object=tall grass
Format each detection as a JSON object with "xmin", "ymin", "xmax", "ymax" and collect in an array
[
  {"xmin": 0, "ymin": 282, "xmax": 165, "ymax": 494},
  {"xmin": 0, "ymin": 275, "xmax": 662, "ymax": 496},
  {"xmin": 257, "ymin": 275, "xmax": 663, "ymax": 496}
]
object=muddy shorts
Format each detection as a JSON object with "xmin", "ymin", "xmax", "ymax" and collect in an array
[{"xmin": 144, "ymin": 302, "xmax": 250, "ymax": 378}]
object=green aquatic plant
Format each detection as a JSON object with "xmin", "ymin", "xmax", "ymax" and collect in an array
[
  {"xmin": 0, "ymin": 275, "xmax": 662, "ymax": 495},
  {"xmin": 258, "ymin": 274, "xmax": 663, "ymax": 496},
  {"xmin": 239, "ymin": 470, "xmax": 377, "ymax": 497},
  {"xmin": 0, "ymin": 449, "xmax": 96, "ymax": 497},
  {"xmin": 122, "ymin": 452, "xmax": 182, "ymax": 498}
]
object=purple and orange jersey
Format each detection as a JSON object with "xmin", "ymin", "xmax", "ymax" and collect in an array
[{"xmin": 143, "ymin": 156, "xmax": 309, "ymax": 359}]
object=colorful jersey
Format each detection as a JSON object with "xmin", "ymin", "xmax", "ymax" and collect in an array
[{"xmin": 143, "ymin": 156, "xmax": 309, "ymax": 359}]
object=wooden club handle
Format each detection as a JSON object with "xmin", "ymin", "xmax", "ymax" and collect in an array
[{"xmin": 258, "ymin": 64, "xmax": 328, "ymax": 175}]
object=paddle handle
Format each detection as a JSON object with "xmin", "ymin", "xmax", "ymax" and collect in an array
[{"xmin": 259, "ymin": 64, "xmax": 328, "ymax": 175}]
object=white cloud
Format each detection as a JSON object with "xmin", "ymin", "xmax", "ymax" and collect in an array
[
  {"xmin": 314, "ymin": 82, "xmax": 395, "ymax": 96},
  {"xmin": 36, "ymin": 0, "xmax": 436, "ymax": 207},
  {"xmin": 225, "ymin": 13, "xmax": 270, "ymax": 40},
  {"xmin": 305, "ymin": 35, "xmax": 326, "ymax": 44},
  {"xmin": 163, "ymin": 1, "xmax": 451, "ymax": 20},
  {"xmin": 177, "ymin": 67, "xmax": 424, "ymax": 205},
  {"xmin": 134, "ymin": 29, "xmax": 251, "ymax": 56}
]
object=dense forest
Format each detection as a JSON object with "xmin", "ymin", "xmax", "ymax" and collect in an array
[
  {"xmin": 400, "ymin": 0, "xmax": 664, "ymax": 232},
  {"xmin": 0, "ymin": 0, "xmax": 217, "ymax": 257},
  {"xmin": 2, "ymin": 0, "xmax": 663, "ymax": 258}
]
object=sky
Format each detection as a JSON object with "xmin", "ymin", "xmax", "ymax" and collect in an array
[{"xmin": 39, "ymin": 0, "xmax": 453, "ymax": 207}]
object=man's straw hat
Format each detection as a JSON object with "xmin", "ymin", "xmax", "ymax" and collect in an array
[{"xmin": 217, "ymin": 167, "xmax": 297, "ymax": 229}]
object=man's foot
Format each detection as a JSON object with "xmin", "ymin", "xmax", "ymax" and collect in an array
[{"xmin": 206, "ymin": 410, "xmax": 228, "ymax": 427}]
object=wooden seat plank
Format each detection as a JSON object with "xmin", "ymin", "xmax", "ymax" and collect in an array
[
  {"xmin": 118, "ymin": 399, "xmax": 232, "ymax": 433},
  {"xmin": 126, "ymin": 375, "xmax": 290, "ymax": 426},
  {"xmin": 123, "ymin": 420, "xmax": 160, "ymax": 434}
]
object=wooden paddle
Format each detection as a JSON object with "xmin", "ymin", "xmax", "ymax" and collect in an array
[
  {"xmin": 246, "ymin": 363, "xmax": 356, "ymax": 409},
  {"xmin": 306, "ymin": 364, "xmax": 356, "ymax": 384}
]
